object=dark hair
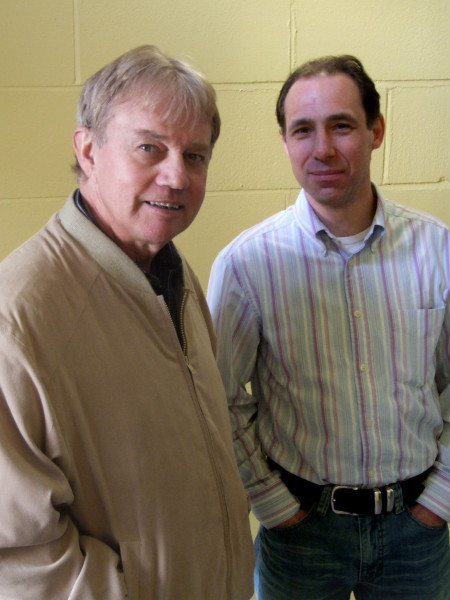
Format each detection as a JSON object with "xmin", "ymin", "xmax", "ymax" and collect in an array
[{"xmin": 276, "ymin": 55, "xmax": 380, "ymax": 135}]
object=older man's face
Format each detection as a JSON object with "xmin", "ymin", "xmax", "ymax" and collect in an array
[{"xmin": 75, "ymin": 97, "xmax": 212, "ymax": 268}]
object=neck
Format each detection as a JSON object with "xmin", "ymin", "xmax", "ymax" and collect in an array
[
  {"xmin": 309, "ymin": 190, "xmax": 377, "ymax": 237},
  {"xmin": 318, "ymin": 209, "xmax": 375, "ymax": 237}
]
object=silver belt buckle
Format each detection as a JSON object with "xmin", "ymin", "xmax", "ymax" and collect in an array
[
  {"xmin": 331, "ymin": 485, "xmax": 360, "ymax": 515},
  {"xmin": 331, "ymin": 485, "xmax": 389, "ymax": 515}
]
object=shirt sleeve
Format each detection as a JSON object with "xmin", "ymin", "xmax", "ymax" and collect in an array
[
  {"xmin": 417, "ymin": 298, "xmax": 450, "ymax": 522},
  {"xmin": 0, "ymin": 333, "xmax": 127, "ymax": 599},
  {"xmin": 207, "ymin": 252, "xmax": 300, "ymax": 528}
]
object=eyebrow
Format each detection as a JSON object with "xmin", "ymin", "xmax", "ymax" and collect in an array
[
  {"xmin": 327, "ymin": 112, "xmax": 359, "ymax": 125},
  {"xmin": 136, "ymin": 128, "xmax": 160, "ymax": 136},
  {"xmin": 133, "ymin": 129, "xmax": 211, "ymax": 152}
]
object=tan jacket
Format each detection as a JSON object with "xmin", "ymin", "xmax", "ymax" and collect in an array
[{"xmin": 0, "ymin": 194, "xmax": 254, "ymax": 599}]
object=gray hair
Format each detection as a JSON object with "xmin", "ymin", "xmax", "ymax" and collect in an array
[{"xmin": 73, "ymin": 45, "xmax": 220, "ymax": 180}]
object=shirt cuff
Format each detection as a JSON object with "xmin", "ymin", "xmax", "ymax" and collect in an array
[
  {"xmin": 249, "ymin": 478, "xmax": 301, "ymax": 528},
  {"xmin": 416, "ymin": 449, "xmax": 450, "ymax": 522}
]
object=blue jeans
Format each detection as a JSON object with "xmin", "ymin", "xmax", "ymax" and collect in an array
[{"xmin": 254, "ymin": 501, "xmax": 449, "ymax": 600}]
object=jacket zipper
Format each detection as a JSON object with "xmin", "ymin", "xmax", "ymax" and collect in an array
[
  {"xmin": 178, "ymin": 290, "xmax": 190, "ymax": 369},
  {"xmin": 176, "ymin": 290, "xmax": 233, "ymax": 597}
]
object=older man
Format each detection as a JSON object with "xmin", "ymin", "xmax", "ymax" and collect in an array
[
  {"xmin": 0, "ymin": 46, "xmax": 253, "ymax": 599},
  {"xmin": 208, "ymin": 55, "xmax": 449, "ymax": 599}
]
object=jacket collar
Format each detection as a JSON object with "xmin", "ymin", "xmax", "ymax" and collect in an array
[{"xmin": 58, "ymin": 191, "xmax": 154, "ymax": 293}]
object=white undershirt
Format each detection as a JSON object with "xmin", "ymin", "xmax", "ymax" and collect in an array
[{"xmin": 330, "ymin": 226, "xmax": 371, "ymax": 257}]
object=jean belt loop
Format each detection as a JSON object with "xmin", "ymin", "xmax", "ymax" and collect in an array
[
  {"xmin": 393, "ymin": 483, "xmax": 405, "ymax": 514},
  {"xmin": 316, "ymin": 485, "xmax": 333, "ymax": 517}
]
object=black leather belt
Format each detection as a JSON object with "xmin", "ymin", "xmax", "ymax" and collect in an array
[
  {"xmin": 269, "ymin": 459, "xmax": 431, "ymax": 516},
  {"xmin": 331, "ymin": 485, "xmax": 396, "ymax": 515}
]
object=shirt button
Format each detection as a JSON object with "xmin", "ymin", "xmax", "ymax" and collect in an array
[
  {"xmin": 366, "ymin": 418, "xmax": 374, "ymax": 427},
  {"xmin": 360, "ymin": 364, "xmax": 368, "ymax": 372},
  {"xmin": 354, "ymin": 310, "xmax": 362, "ymax": 318}
]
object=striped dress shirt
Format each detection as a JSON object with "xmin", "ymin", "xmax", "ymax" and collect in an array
[{"xmin": 207, "ymin": 186, "xmax": 450, "ymax": 527}]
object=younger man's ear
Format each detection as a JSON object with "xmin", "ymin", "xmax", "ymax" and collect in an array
[{"xmin": 371, "ymin": 114, "xmax": 385, "ymax": 150}]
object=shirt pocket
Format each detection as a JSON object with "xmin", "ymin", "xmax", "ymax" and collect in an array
[
  {"xmin": 392, "ymin": 307, "xmax": 445, "ymax": 338},
  {"xmin": 391, "ymin": 307, "xmax": 445, "ymax": 386}
]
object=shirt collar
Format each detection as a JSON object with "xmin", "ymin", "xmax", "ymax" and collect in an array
[
  {"xmin": 294, "ymin": 184, "xmax": 386, "ymax": 255},
  {"xmin": 74, "ymin": 188, "xmax": 95, "ymax": 223}
]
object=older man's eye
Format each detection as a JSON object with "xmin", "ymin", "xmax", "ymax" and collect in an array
[{"xmin": 139, "ymin": 144, "xmax": 159, "ymax": 152}]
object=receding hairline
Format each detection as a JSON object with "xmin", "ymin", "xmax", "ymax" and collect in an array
[
  {"xmin": 276, "ymin": 54, "xmax": 381, "ymax": 135},
  {"xmin": 95, "ymin": 84, "xmax": 215, "ymax": 143},
  {"xmin": 76, "ymin": 47, "xmax": 219, "ymax": 139}
]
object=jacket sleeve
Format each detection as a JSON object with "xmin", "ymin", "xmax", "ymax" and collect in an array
[
  {"xmin": 207, "ymin": 252, "xmax": 300, "ymax": 528},
  {"xmin": 0, "ymin": 332, "xmax": 127, "ymax": 599}
]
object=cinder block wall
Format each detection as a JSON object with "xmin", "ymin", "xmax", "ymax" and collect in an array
[{"xmin": 1, "ymin": 0, "xmax": 449, "ymax": 289}]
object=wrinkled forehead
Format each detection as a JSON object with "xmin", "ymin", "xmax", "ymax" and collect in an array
[{"xmin": 107, "ymin": 83, "xmax": 209, "ymax": 135}]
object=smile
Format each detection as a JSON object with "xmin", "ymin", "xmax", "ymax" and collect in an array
[
  {"xmin": 309, "ymin": 170, "xmax": 342, "ymax": 176},
  {"xmin": 146, "ymin": 201, "xmax": 182, "ymax": 210}
]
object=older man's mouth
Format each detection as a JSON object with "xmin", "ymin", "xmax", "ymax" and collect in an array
[{"xmin": 146, "ymin": 201, "xmax": 182, "ymax": 210}]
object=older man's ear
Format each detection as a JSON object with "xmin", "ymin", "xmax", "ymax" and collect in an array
[{"xmin": 73, "ymin": 127, "xmax": 96, "ymax": 180}]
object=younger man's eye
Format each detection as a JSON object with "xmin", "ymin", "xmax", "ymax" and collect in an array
[
  {"xmin": 293, "ymin": 126, "xmax": 310, "ymax": 137},
  {"xmin": 187, "ymin": 153, "xmax": 205, "ymax": 162},
  {"xmin": 335, "ymin": 123, "xmax": 351, "ymax": 131}
]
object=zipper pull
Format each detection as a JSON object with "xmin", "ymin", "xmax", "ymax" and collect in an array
[{"xmin": 184, "ymin": 353, "xmax": 192, "ymax": 372}]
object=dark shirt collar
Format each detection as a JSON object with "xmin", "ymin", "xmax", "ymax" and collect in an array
[
  {"xmin": 73, "ymin": 190, "xmax": 185, "ymax": 343},
  {"xmin": 73, "ymin": 189, "xmax": 182, "ymax": 282}
]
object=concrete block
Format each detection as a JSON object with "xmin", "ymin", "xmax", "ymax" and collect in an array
[
  {"xmin": 0, "ymin": 198, "xmax": 64, "ymax": 260},
  {"xmin": 209, "ymin": 86, "xmax": 297, "ymax": 192},
  {"xmin": 292, "ymin": 0, "xmax": 450, "ymax": 80},
  {"xmin": 384, "ymin": 85, "xmax": 450, "ymax": 184},
  {"xmin": 0, "ymin": 0, "xmax": 75, "ymax": 86},
  {"xmin": 0, "ymin": 89, "xmax": 80, "ymax": 199},
  {"xmin": 77, "ymin": 0, "xmax": 290, "ymax": 83}
]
